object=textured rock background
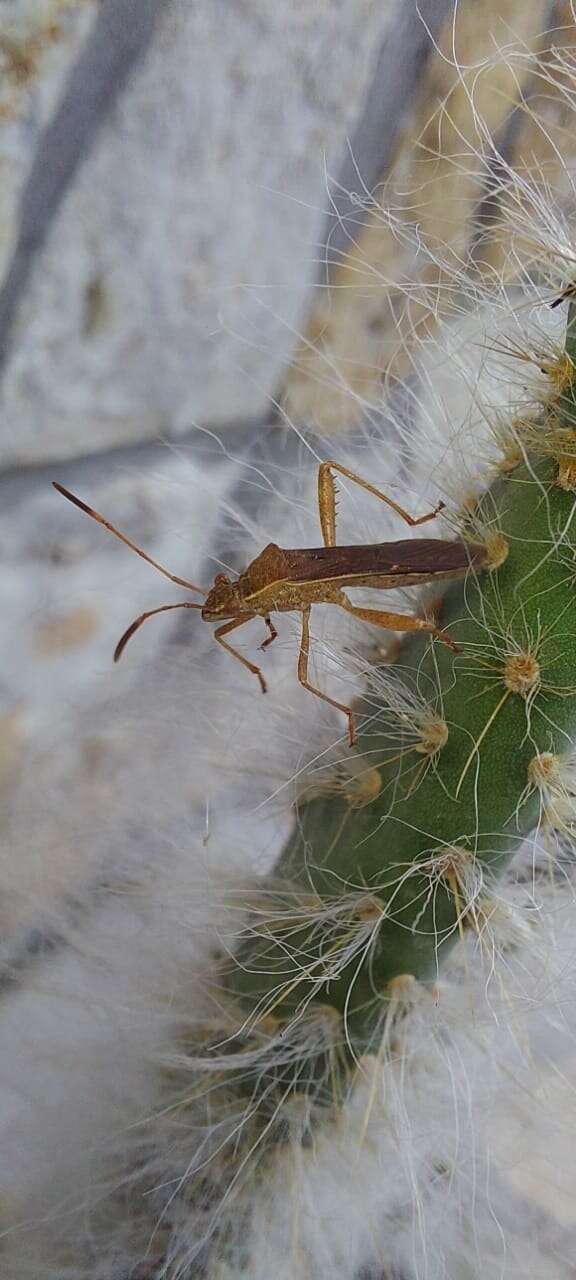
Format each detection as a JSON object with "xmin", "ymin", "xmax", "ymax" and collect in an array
[{"xmin": 0, "ymin": 0, "xmax": 393, "ymax": 464}]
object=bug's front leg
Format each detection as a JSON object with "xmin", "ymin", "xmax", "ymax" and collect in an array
[
  {"xmin": 337, "ymin": 594, "xmax": 459, "ymax": 652},
  {"xmin": 259, "ymin": 616, "xmax": 278, "ymax": 652},
  {"xmin": 297, "ymin": 606, "xmax": 357, "ymax": 746},
  {"xmin": 214, "ymin": 614, "xmax": 267, "ymax": 692}
]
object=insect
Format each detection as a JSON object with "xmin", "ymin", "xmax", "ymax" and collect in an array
[{"xmin": 53, "ymin": 464, "xmax": 487, "ymax": 745}]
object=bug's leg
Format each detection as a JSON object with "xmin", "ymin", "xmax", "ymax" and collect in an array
[
  {"xmin": 297, "ymin": 606, "xmax": 356, "ymax": 746},
  {"xmin": 214, "ymin": 614, "xmax": 267, "ymax": 693},
  {"xmin": 260, "ymin": 616, "xmax": 278, "ymax": 652},
  {"xmin": 317, "ymin": 461, "xmax": 445, "ymax": 546},
  {"xmin": 317, "ymin": 463, "xmax": 339, "ymax": 546},
  {"xmin": 114, "ymin": 601, "xmax": 202, "ymax": 661},
  {"xmin": 337, "ymin": 594, "xmax": 460, "ymax": 653}
]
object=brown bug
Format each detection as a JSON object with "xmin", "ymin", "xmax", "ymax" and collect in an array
[{"xmin": 53, "ymin": 464, "xmax": 486, "ymax": 745}]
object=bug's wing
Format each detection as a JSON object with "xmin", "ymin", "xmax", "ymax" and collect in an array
[{"xmin": 281, "ymin": 541, "xmax": 485, "ymax": 583}]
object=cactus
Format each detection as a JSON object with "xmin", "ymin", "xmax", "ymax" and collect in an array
[
  {"xmin": 175, "ymin": 293, "xmax": 576, "ymax": 1237},
  {"xmin": 227, "ymin": 447, "xmax": 576, "ymax": 1054}
]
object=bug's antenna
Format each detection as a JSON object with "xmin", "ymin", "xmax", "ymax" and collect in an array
[
  {"xmin": 52, "ymin": 482, "xmax": 206, "ymax": 594},
  {"xmin": 114, "ymin": 601, "xmax": 203, "ymax": 662}
]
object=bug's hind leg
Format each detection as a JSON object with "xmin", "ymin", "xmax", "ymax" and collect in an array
[
  {"xmin": 337, "ymin": 595, "xmax": 459, "ymax": 653},
  {"xmin": 297, "ymin": 607, "xmax": 356, "ymax": 746},
  {"xmin": 214, "ymin": 614, "xmax": 267, "ymax": 692},
  {"xmin": 317, "ymin": 460, "xmax": 445, "ymax": 547}
]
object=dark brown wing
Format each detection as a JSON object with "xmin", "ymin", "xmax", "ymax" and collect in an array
[{"xmin": 280, "ymin": 540, "xmax": 485, "ymax": 583}]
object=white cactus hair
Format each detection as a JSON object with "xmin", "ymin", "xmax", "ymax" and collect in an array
[{"xmin": 5, "ymin": 23, "xmax": 576, "ymax": 1280}]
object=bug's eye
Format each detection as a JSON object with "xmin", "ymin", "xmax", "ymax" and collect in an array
[{"xmin": 214, "ymin": 573, "xmax": 230, "ymax": 586}]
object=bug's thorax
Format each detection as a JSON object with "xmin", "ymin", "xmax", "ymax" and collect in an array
[
  {"xmin": 235, "ymin": 544, "xmax": 295, "ymax": 614},
  {"xmin": 237, "ymin": 543, "xmax": 348, "ymax": 614}
]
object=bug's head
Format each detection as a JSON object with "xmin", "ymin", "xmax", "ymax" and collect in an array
[{"xmin": 201, "ymin": 572, "xmax": 241, "ymax": 621}]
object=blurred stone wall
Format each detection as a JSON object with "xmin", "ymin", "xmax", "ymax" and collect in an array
[{"xmin": 0, "ymin": 0, "xmax": 395, "ymax": 465}]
